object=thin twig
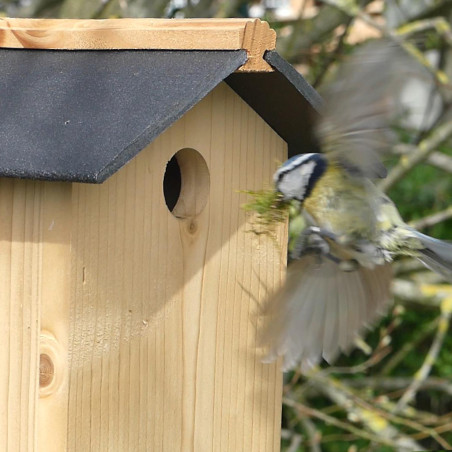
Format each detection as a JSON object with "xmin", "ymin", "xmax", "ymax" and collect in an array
[
  {"xmin": 281, "ymin": 429, "xmax": 304, "ymax": 452},
  {"xmin": 303, "ymin": 372, "xmax": 426, "ymax": 449},
  {"xmin": 300, "ymin": 417, "xmax": 321, "ymax": 452},
  {"xmin": 409, "ymin": 206, "xmax": 452, "ymax": 230},
  {"xmin": 283, "ymin": 397, "xmax": 410, "ymax": 448},
  {"xmin": 307, "ymin": 371, "xmax": 451, "ymax": 449},
  {"xmin": 413, "ymin": 421, "xmax": 452, "ymax": 440},
  {"xmin": 342, "ymin": 376, "xmax": 452, "ymax": 397},
  {"xmin": 380, "ymin": 317, "xmax": 439, "ymax": 375},
  {"xmin": 395, "ymin": 298, "xmax": 452, "ymax": 412},
  {"xmin": 356, "ymin": 11, "xmax": 450, "ymax": 86},
  {"xmin": 423, "ymin": 151, "xmax": 452, "ymax": 174},
  {"xmin": 396, "ymin": 17, "xmax": 452, "ymax": 47},
  {"xmin": 380, "ymin": 120, "xmax": 452, "ymax": 192},
  {"xmin": 312, "ymin": 17, "xmax": 352, "ymax": 88},
  {"xmin": 392, "ymin": 279, "xmax": 442, "ymax": 307},
  {"xmin": 327, "ymin": 346, "xmax": 391, "ymax": 374},
  {"xmin": 394, "ymin": 145, "xmax": 452, "ymax": 175}
]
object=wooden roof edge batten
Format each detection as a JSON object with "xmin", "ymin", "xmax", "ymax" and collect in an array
[{"xmin": 0, "ymin": 17, "xmax": 276, "ymax": 71}]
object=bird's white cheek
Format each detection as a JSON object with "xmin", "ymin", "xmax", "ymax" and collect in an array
[{"xmin": 279, "ymin": 173, "xmax": 308, "ymax": 200}]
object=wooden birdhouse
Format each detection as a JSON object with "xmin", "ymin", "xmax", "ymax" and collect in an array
[{"xmin": 0, "ymin": 18, "xmax": 319, "ymax": 451}]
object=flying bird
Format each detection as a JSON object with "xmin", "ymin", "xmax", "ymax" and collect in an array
[{"xmin": 262, "ymin": 41, "xmax": 452, "ymax": 371}]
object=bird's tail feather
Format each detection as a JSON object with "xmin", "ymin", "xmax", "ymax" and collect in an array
[{"xmin": 415, "ymin": 231, "xmax": 452, "ymax": 281}]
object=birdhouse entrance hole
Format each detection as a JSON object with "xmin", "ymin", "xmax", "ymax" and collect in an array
[{"xmin": 163, "ymin": 148, "xmax": 210, "ymax": 218}]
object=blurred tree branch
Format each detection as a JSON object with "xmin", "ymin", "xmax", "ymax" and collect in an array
[
  {"xmin": 395, "ymin": 295, "xmax": 452, "ymax": 412},
  {"xmin": 343, "ymin": 376, "xmax": 452, "ymax": 396},
  {"xmin": 290, "ymin": 370, "xmax": 427, "ymax": 450},
  {"xmin": 380, "ymin": 120, "xmax": 452, "ymax": 192},
  {"xmin": 276, "ymin": 1, "xmax": 374, "ymax": 63},
  {"xmin": 380, "ymin": 317, "xmax": 440, "ymax": 376},
  {"xmin": 283, "ymin": 395, "xmax": 419, "ymax": 449},
  {"xmin": 396, "ymin": 16, "xmax": 452, "ymax": 47},
  {"xmin": 394, "ymin": 144, "xmax": 452, "ymax": 174},
  {"xmin": 409, "ymin": 206, "xmax": 452, "ymax": 230}
]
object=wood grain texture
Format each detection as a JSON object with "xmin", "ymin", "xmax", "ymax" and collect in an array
[
  {"xmin": 67, "ymin": 82, "xmax": 287, "ymax": 451},
  {"xmin": 0, "ymin": 18, "xmax": 276, "ymax": 71},
  {"xmin": 237, "ymin": 19, "xmax": 276, "ymax": 72},
  {"xmin": 37, "ymin": 183, "xmax": 72, "ymax": 451},
  {"xmin": 0, "ymin": 179, "xmax": 41, "ymax": 452},
  {"xmin": 0, "ymin": 180, "xmax": 72, "ymax": 451}
]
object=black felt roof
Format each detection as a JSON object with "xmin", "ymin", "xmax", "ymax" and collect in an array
[{"xmin": 0, "ymin": 48, "xmax": 320, "ymax": 182}]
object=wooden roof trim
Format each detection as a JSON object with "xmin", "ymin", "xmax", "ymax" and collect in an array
[{"xmin": 0, "ymin": 17, "xmax": 276, "ymax": 71}]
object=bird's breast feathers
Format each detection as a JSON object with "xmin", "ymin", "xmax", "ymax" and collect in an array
[{"xmin": 303, "ymin": 165, "xmax": 378, "ymax": 239}]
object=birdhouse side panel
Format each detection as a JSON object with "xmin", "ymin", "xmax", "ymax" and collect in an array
[
  {"xmin": 66, "ymin": 82, "xmax": 287, "ymax": 451},
  {"xmin": 0, "ymin": 179, "xmax": 41, "ymax": 451},
  {"xmin": 0, "ymin": 179, "xmax": 72, "ymax": 452}
]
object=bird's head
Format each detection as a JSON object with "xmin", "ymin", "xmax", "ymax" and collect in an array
[{"xmin": 273, "ymin": 153, "xmax": 328, "ymax": 203}]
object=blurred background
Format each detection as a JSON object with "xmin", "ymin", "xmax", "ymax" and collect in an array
[{"xmin": 3, "ymin": 1, "xmax": 452, "ymax": 450}]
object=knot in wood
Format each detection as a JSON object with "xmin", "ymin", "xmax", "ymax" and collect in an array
[
  {"xmin": 188, "ymin": 220, "xmax": 197, "ymax": 234},
  {"xmin": 39, "ymin": 353, "xmax": 55, "ymax": 388}
]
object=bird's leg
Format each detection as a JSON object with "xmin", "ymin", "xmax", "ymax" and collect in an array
[
  {"xmin": 292, "ymin": 227, "xmax": 360, "ymax": 271},
  {"xmin": 291, "ymin": 226, "xmax": 338, "ymax": 260},
  {"xmin": 306, "ymin": 226, "xmax": 338, "ymax": 241}
]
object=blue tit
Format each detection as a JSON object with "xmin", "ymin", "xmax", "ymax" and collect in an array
[{"xmin": 262, "ymin": 41, "xmax": 452, "ymax": 371}]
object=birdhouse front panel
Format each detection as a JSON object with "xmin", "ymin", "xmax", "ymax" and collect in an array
[{"xmin": 67, "ymin": 82, "xmax": 287, "ymax": 451}]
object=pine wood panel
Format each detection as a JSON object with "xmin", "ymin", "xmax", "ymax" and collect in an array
[
  {"xmin": 67, "ymin": 82, "xmax": 287, "ymax": 451},
  {"xmin": 0, "ymin": 18, "xmax": 276, "ymax": 72},
  {"xmin": 0, "ymin": 180, "xmax": 72, "ymax": 451},
  {"xmin": 38, "ymin": 183, "xmax": 72, "ymax": 451},
  {"xmin": 0, "ymin": 179, "xmax": 41, "ymax": 452}
]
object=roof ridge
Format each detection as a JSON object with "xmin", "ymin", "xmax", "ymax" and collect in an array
[{"xmin": 0, "ymin": 17, "xmax": 276, "ymax": 71}]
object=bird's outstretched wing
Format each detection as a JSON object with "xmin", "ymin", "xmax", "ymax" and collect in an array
[
  {"xmin": 317, "ymin": 40, "xmax": 425, "ymax": 179},
  {"xmin": 261, "ymin": 255, "xmax": 392, "ymax": 370}
]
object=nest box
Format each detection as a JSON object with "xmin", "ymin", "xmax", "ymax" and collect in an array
[{"xmin": 0, "ymin": 18, "xmax": 319, "ymax": 451}]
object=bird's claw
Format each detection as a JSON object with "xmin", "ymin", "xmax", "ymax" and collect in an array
[
  {"xmin": 292, "ymin": 227, "xmax": 360, "ymax": 272},
  {"xmin": 291, "ymin": 226, "xmax": 335, "ymax": 259}
]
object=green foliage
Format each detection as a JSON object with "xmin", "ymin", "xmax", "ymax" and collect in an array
[{"xmin": 389, "ymin": 144, "xmax": 452, "ymax": 239}]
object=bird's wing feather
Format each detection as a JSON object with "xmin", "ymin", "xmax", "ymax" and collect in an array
[
  {"xmin": 317, "ymin": 40, "xmax": 427, "ymax": 179},
  {"xmin": 261, "ymin": 255, "xmax": 392, "ymax": 371}
]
